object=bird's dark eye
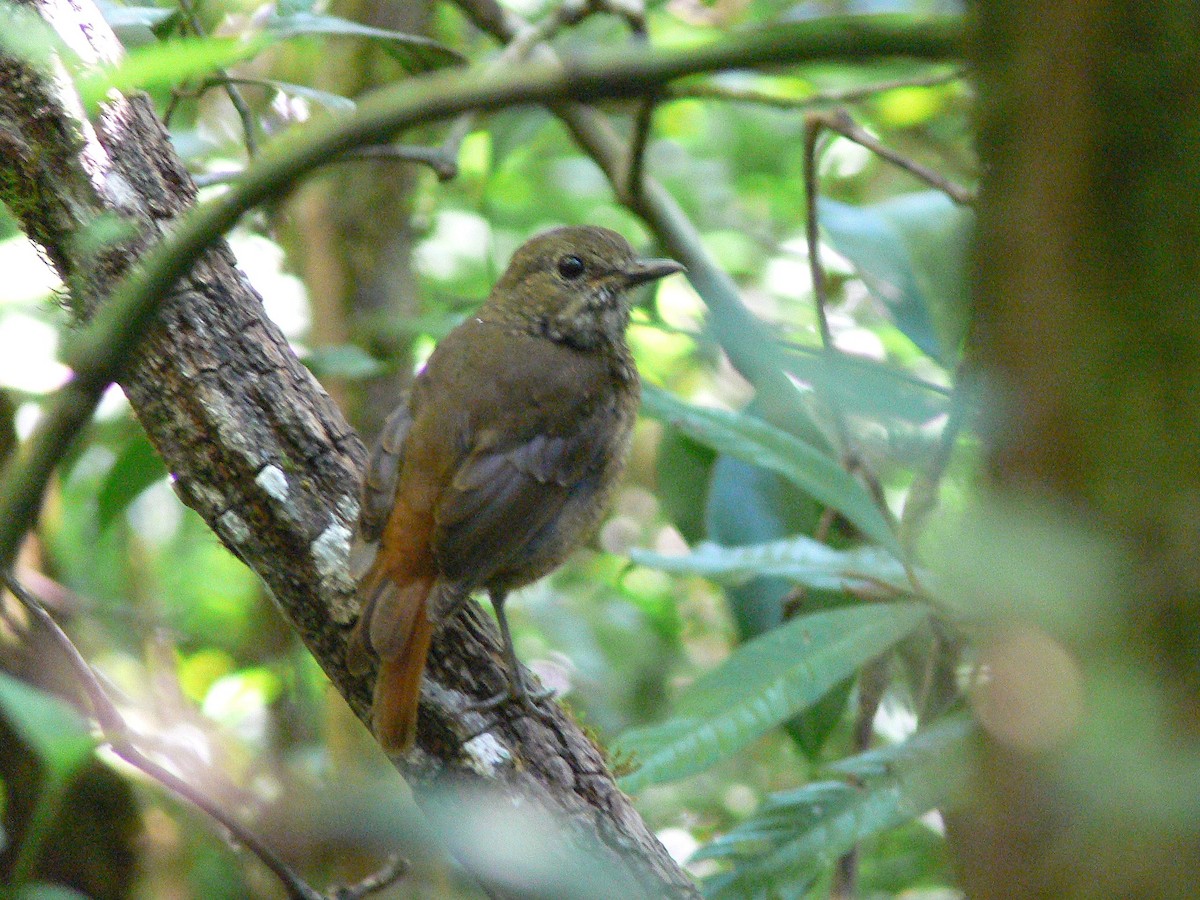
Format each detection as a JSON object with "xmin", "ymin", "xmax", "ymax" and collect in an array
[{"xmin": 557, "ymin": 255, "xmax": 586, "ymax": 279}]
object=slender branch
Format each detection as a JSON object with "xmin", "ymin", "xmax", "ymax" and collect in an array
[
  {"xmin": 193, "ymin": 143, "xmax": 459, "ymax": 187},
  {"xmin": 329, "ymin": 855, "xmax": 410, "ymax": 900},
  {"xmin": 831, "ymin": 655, "xmax": 888, "ymax": 899},
  {"xmin": 802, "ymin": 113, "xmax": 856, "ymax": 463},
  {"xmin": 2, "ymin": 574, "xmax": 374, "ymax": 900},
  {"xmin": 671, "ymin": 67, "xmax": 964, "ymax": 110},
  {"xmin": 177, "ymin": 0, "xmax": 259, "ymax": 155},
  {"xmin": 343, "ymin": 143, "xmax": 459, "ymax": 179},
  {"xmin": 815, "ymin": 107, "xmax": 974, "ymax": 205},
  {"xmin": 0, "ymin": 14, "xmax": 962, "ymax": 573},
  {"xmin": 804, "ymin": 116, "xmax": 837, "ymax": 353},
  {"xmin": 610, "ymin": 0, "xmax": 654, "ymax": 204},
  {"xmin": 623, "ymin": 94, "xmax": 656, "ymax": 204}
]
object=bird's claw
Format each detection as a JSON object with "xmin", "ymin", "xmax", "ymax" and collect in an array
[{"xmin": 462, "ymin": 676, "xmax": 557, "ymax": 741}]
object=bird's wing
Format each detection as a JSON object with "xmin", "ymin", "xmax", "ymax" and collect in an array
[
  {"xmin": 432, "ymin": 407, "xmax": 619, "ymax": 587},
  {"xmin": 349, "ymin": 402, "xmax": 413, "ymax": 582},
  {"xmin": 347, "ymin": 402, "xmax": 415, "ymax": 674}
]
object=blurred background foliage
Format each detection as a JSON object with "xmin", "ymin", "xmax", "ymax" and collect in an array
[{"xmin": 0, "ymin": 0, "xmax": 978, "ymax": 897}]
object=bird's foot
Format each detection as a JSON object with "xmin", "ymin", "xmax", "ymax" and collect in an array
[{"xmin": 462, "ymin": 676, "xmax": 557, "ymax": 741}]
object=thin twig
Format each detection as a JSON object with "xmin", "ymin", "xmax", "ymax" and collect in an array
[
  {"xmin": 2, "ymin": 573, "xmax": 401, "ymax": 900},
  {"xmin": 623, "ymin": 95, "xmax": 656, "ymax": 204},
  {"xmin": 621, "ymin": 5, "xmax": 655, "ymax": 205},
  {"xmin": 831, "ymin": 655, "xmax": 888, "ymax": 899},
  {"xmin": 804, "ymin": 116, "xmax": 837, "ymax": 353},
  {"xmin": 346, "ymin": 144, "xmax": 458, "ymax": 179},
  {"xmin": 194, "ymin": 143, "xmax": 459, "ymax": 188},
  {"xmin": 671, "ymin": 67, "xmax": 964, "ymax": 110},
  {"xmin": 802, "ymin": 113, "xmax": 856, "ymax": 462},
  {"xmin": 329, "ymin": 854, "xmax": 410, "ymax": 900},
  {"xmin": 816, "ymin": 108, "xmax": 974, "ymax": 205},
  {"xmin": 177, "ymin": 0, "xmax": 259, "ymax": 156}
]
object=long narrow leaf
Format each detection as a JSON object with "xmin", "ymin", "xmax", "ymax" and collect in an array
[
  {"xmin": 253, "ymin": 79, "xmax": 356, "ymax": 113},
  {"xmin": 631, "ymin": 535, "xmax": 911, "ymax": 593},
  {"xmin": 0, "ymin": 673, "xmax": 97, "ymax": 886},
  {"xmin": 615, "ymin": 603, "xmax": 928, "ymax": 792},
  {"xmin": 700, "ymin": 714, "xmax": 975, "ymax": 898},
  {"xmin": 783, "ymin": 345, "xmax": 949, "ymax": 426},
  {"xmin": 265, "ymin": 13, "xmax": 464, "ymax": 72},
  {"xmin": 641, "ymin": 386, "xmax": 900, "ymax": 554}
]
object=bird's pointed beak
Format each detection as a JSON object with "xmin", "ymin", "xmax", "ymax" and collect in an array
[{"xmin": 623, "ymin": 257, "xmax": 685, "ymax": 288}]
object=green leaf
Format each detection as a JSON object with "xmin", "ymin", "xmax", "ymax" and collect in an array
[
  {"xmin": 782, "ymin": 347, "xmax": 949, "ymax": 427},
  {"xmin": 0, "ymin": 673, "xmax": 97, "ymax": 887},
  {"xmin": 255, "ymin": 79, "xmax": 356, "ymax": 113},
  {"xmin": 615, "ymin": 603, "xmax": 929, "ymax": 792},
  {"xmin": 302, "ymin": 344, "xmax": 388, "ymax": 380},
  {"xmin": 700, "ymin": 451, "xmax": 854, "ymax": 763},
  {"xmin": 819, "ymin": 192, "xmax": 973, "ymax": 366},
  {"xmin": 641, "ymin": 386, "xmax": 900, "ymax": 554},
  {"xmin": 0, "ymin": 673, "xmax": 95, "ymax": 784},
  {"xmin": 95, "ymin": 1, "xmax": 179, "ymax": 48},
  {"xmin": 698, "ymin": 714, "xmax": 975, "ymax": 898},
  {"xmin": 97, "ymin": 431, "xmax": 168, "ymax": 530},
  {"xmin": 704, "ymin": 452, "xmax": 848, "ymax": 760},
  {"xmin": 655, "ymin": 427, "xmax": 717, "ymax": 545},
  {"xmin": 77, "ymin": 35, "xmax": 271, "ymax": 110},
  {"xmin": 16, "ymin": 885, "xmax": 93, "ymax": 900},
  {"xmin": 631, "ymin": 534, "xmax": 910, "ymax": 593},
  {"xmin": 704, "ymin": 455, "xmax": 823, "ymax": 638},
  {"xmin": 265, "ymin": 13, "xmax": 465, "ymax": 73}
]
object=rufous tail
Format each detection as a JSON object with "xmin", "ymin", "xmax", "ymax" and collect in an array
[{"xmin": 373, "ymin": 609, "xmax": 435, "ymax": 752}]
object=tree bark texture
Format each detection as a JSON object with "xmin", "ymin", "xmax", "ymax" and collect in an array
[
  {"xmin": 964, "ymin": 3, "xmax": 1200, "ymax": 896},
  {"xmin": 0, "ymin": 1, "xmax": 696, "ymax": 896}
]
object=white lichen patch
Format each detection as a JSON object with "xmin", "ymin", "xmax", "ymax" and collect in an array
[
  {"xmin": 193, "ymin": 385, "xmax": 265, "ymax": 468},
  {"xmin": 255, "ymin": 464, "xmax": 289, "ymax": 502},
  {"xmin": 462, "ymin": 732, "xmax": 511, "ymax": 775},
  {"xmin": 312, "ymin": 518, "xmax": 352, "ymax": 578},
  {"xmin": 218, "ymin": 509, "xmax": 251, "ymax": 545},
  {"xmin": 176, "ymin": 478, "xmax": 224, "ymax": 514},
  {"xmin": 312, "ymin": 517, "xmax": 356, "ymax": 622}
]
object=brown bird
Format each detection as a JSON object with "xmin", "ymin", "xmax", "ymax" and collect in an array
[{"xmin": 347, "ymin": 225, "xmax": 683, "ymax": 752}]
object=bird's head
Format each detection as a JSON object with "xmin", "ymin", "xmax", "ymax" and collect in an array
[{"xmin": 485, "ymin": 226, "xmax": 684, "ymax": 349}]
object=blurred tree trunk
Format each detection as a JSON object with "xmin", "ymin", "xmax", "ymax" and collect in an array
[
  {"xmin": 280, "ymin": 0, "xmax": 431, "ymax": 439},
  {"xmin": 961, "ymin": 3, "xmax": 1200, "ymax": 896}
]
